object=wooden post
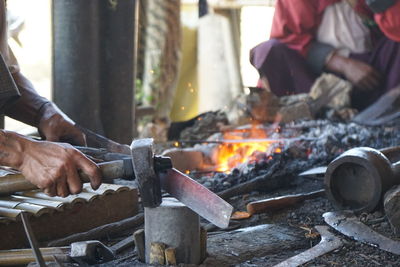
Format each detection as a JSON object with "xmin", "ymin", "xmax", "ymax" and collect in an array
[
  {"xmin": 133, "ymin": 229, "xmax": 146, "ymax": 262},
  {"xmin": 149, "ymin": 242, "xmax": 165, "ymax": 265},
  {"xmin": 165, "ymin": 247, "xmax": 177, "ymax": 265}
]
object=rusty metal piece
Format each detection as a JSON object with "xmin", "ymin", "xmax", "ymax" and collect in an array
[
  {"xmin": 273, "ymin": 225, "xmax": 343, "ymax": 267},
  {"xmin": 246, "ymin": 189, "xmax": 325, "ymax": 215},
  {"xmin": 324, "ymin": 210, "xmax": 400, "ymax": 255},
  {"xmin": 325, "ymin": 146, "xmax": 400, "ymax": 212}
]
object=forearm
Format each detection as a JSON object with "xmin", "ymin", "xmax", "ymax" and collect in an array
[
  {"xmin": 324, "ymin": 52, "xmax": 350, "ymax": 75},
  {"xmin": 0, "ymin": 130, "xmax": 28, "ymax": 169},
  {"xmin": 3, "ymin": 71, "xmax": 50, "ymax": 127}
]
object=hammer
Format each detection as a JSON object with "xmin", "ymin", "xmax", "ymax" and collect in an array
[
  {"xmin": 325, "ymin": 146, "xmax": 400, "ymax": 213},
  {"xmin": 0, "ymin": 138, "xmax": 233, "ymax": 228}
]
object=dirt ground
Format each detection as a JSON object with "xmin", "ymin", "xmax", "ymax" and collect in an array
[{"xmin": 99, "ymin": 119, "xmax": 400, "ymax": 266}]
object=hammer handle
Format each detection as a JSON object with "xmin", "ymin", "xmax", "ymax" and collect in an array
[{"xmin": 0, "ymin": 160, "xmax": 130, "ymax": 196}]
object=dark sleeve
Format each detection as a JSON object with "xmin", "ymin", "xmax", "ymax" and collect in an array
[
  {"xmin": 306, "ymin": 41, "xmax": 335, "ymax": 74},
  {"xmin": 0, "ymin": 53, "xmax": 20, "ymax": 113},
  {"xmin": 366, "ymin": 0, "xmax": 396, "ymax": 13},
  {"xmin": 4, "ymin": 71, "xmax": 50, "ymax": 127}
]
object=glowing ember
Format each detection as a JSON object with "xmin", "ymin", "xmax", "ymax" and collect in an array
[{"xmin": 215, "ymin": 125, "xmax": 279, "ymax": 172}]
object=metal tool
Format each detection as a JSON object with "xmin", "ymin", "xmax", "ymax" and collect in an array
[
  {"xmin": 246, "ymin": 189, "xmax": 325, "ymax": 215},
  {"xmin": 20, "ymin": 212, "xmax": 46, "ymax": 267},
  {"xmin": 324, "ymin": 210, "xmax": 400, "ymax": 255},
  {"xmin": 0, "ymin": 240, "xmax": 115, "ymax": 266},
  {"xmin": 352, "ymin": 86, "xmax": 400, "ymax": 126},
  {"xmin": 132, "ymin": 139, "xmax": 233, "ymax": 228},
  {"xmin": 0, "ymin": 138, "xmax": 233, "ymax": 229},
  {"xmin": 273, "ymin": 225, "xmax": 343, "ymax": 267},
  {"xmin": 325, "ymin": 146, "xmax": 400, "ymax": 212},
  {"xmin": 76, "ymin": 125, "xmax": 131, "ymax": 155},
  {"xmin": 298, "ymin": 167, "xmax": 327, "ymax": 178}
]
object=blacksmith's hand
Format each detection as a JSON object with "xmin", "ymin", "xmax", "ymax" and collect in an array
[
  {"xmin": 37, "ymin": 102, "xmax": 87, "ymax": 146},
  {"xmin": 17, "ymin": 138, "xmax": 101, "ymax": 197},
  {"xmin": 326, "ymin": 53, "xmax": 382, "ymax": 91},
  {"xmin": 343, "ymin": 58, "xmax": 382, "ymax": 91}
]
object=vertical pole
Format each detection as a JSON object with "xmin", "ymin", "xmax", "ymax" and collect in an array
[
  {"xmin": 52, "ymin": 0, "xmax": 136, "ymax": 142},
  {"xmin": 99, "ymin": 0, "xmax": 136, "ymax": 144},
  {"xmin": 52, "ymin": 0, "xmax": 103, "ymax": 133}
]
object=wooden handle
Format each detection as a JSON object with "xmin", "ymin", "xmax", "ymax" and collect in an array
[
  {"xmin": 0, "ymin": 160, "xmax": 132, "ymax": 196},
  {"xmin": 246, "ymin": 189, "xmax": 325, "ymax": 215}
]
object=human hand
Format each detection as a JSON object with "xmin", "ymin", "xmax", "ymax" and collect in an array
[
  {"xmin": 18, "ymin": 139, "xmax": 101, "ymax": 197},
  {"xmin": 38, "ymin": 103, "xmax": 86, "ymax": 146},
  {"xmin": 326, "ymin": 53, "xmax": 381, "ymax": 91},
  {"xmin": 342, "ymin": 58, "xmax": 382, "ymax": 91}
]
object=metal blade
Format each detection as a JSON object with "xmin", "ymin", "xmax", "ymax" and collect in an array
[
  {"xmin": 298, "ymin": 166, "xmax": 327, "ymax": 178},
  {"xmin": 159, "ymin": 168, "xmax": 233, "ymax": 229},
  {"xmin": 323, "ymin": 210, "xmax": 400, "ymax": 255},
  {"xmin": 76, "ymin": 125, "xmax": 131, "ymax": 155}
]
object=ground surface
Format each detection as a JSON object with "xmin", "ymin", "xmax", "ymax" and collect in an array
[{"xmin": 101, "ymin": 119, "xmax": 400, "ymax": 266}]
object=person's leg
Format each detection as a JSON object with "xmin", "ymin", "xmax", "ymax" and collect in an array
[
  {"xmin": 351, "ymin": 36, "xmax": 400, "ymax": 92},
  {"xmin": 369, "ymin": 36, "xmax": 400, "ymax": 92},
  {"xmin": 250, "ymin": 39, "xmax": 318, "ymax": 96}
]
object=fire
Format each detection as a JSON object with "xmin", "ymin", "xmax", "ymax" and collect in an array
[{"xmin": 215, "ymin": 125, "xmax": 279, "ymax": 172}]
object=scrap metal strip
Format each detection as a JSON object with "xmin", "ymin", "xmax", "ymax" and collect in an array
[
  {"xmin": 324, "ymin": 210, "xmax": 400, "ymax": 255},
  {"xmin": 273, "ymin": 225, "xmax": 343, "ymax": 267},
  {"xmin": 21, "ymin": 212, "xmax": 47, "ymax": 267}
]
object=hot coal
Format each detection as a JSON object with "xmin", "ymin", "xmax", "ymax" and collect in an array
[{"xmin": 191, "ymin": 120, "xmax": 400, "ymax": 193}]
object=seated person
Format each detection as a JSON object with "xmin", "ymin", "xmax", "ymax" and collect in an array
[{"xmin": 250, "ymin": 0, "xmax": 400, "ymax": 110}]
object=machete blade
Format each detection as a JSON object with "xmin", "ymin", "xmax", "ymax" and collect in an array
[
  {"xmin": 323, "ymin": 210, "xmax": 400, "ymax": 255},
  {"xmin": 159, "ymin": 168, "xmax": 233, "ymax": 229}
]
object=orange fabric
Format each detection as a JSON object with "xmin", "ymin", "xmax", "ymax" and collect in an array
[{"xmin": 375, "ymin": 0, "xmax": 400, "ymax": 42}]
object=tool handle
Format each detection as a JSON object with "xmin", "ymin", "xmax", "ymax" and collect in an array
[
  {"xmin": 0, "ymin": 160, "xmax": 131, "ymax": 196},
  {"xmin": 246, "ymin": 189, "xmax": 325, "ymax": 215}
]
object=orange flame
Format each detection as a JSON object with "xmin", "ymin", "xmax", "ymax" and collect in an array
[{"xmin": 215, "ymin": 125, "xmax": 278, "ymax": 172}]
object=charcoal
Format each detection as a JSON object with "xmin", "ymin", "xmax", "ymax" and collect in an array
[{"xmin": 190, "ymin": 120, "xmax": 400, "ymax": 194}]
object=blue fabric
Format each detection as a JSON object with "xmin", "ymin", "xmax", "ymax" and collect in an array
[
  {"xmin": 366, "ymin": 0, "xmax": 395, "ymax": 13},
  {"xmin": 306, "ymin": 42, "xmax": 335, "ymax": 74}
]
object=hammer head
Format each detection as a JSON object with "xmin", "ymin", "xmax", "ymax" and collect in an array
[
  {"xmin": 325, "ymin": 147, "xmax": 395, "ymax": 213},
  {"xmin": 70, "ymin": 240, "xmax": 115, "ymax": 264},
  {"xmin": 130, "ymin": 138, "xmax": 162, "ymax": 208}
]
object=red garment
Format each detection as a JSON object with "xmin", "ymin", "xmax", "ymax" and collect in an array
[
  {"xmin": 270, "ymin": 0, "xmax": 340, "ymax": 56},
  {"xmin": 375, "ymin": 0, "xmax": 400, "ymax": 42}
]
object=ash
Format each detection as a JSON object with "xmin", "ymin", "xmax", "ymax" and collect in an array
[{"xmin": 193, "ymin": 120, "xmax": 400, "ymax": 193}]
